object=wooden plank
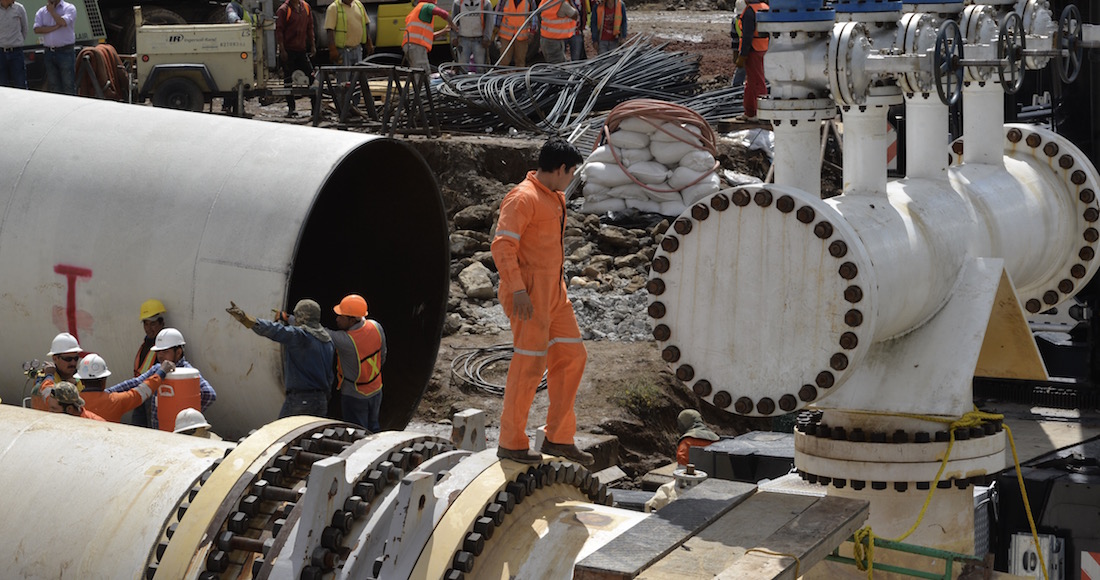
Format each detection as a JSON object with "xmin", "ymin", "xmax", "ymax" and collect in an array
[
  {"xmin": 573, "ymin": 479, "xmax": 757, "ymax": 580},
  {"xmin": 715, "ymin": 495, "xmax": 868, "ymax": 580},
  {"xmin": 638, "ymin": 491, "xmax": 818, "ymax": 580}
]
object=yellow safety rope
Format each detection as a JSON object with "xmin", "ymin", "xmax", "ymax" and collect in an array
[
  {"xmin": 745, "ymin": 548, "xmax": 801, "ymax": 577},
  {"xmin": 843, "ymin": 409, "xmax": 1047, "ymax": 580}
]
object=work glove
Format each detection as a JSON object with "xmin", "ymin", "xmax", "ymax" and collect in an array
[
  {"xmin": 157, "ymin": 360, "xmax": 177, "ymax": 376},
  {"xmin": 735, "ymin": 55, "xmax": 746, "ymax": 68},
  {"xmin": 226, "ymin": 301, "xmax": 257, "ymax": 329}
]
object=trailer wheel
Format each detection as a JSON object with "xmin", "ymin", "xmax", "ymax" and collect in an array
[{"xmin": 152, "ymin": 78, "xmax": 204, "ymax": 111}]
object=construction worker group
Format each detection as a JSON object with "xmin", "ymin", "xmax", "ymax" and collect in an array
[{"xmin": 30, "ymin": 293, "xmax": 386, "ymax": 434}]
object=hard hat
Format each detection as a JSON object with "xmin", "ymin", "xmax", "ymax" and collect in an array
[
  {"xmin": 333, "ymin": 294, "xmax": 368, "ymax": 318},
  {"xmin": 47, "ymin": 332, "xmax": 82, "ymax": 356},
  {"xmin": 173, "ymin": 408, "xmax": 211, "ymax": 434},
  {"xmin": 140, "ymin": 299, "xmax": 167, "ymax": 321},
  {"xmin": 74, "ymin": 354, "xmax": 112, "ymax": 379},
  {"xmin": 151, "ymin": 328, "xmax": 186, "ymax": 351}
]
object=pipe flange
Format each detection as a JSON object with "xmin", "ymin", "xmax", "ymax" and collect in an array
[
  {"xmin": 829, "ymin": 21, "xmax": 875, "ymax": 106},
  {"xmin": 795, "ymin": 428, "xmax": 1005, "ymax": 463},
  {"xmin": 796, "ymin": 469, "xmax": 996, "ymax": 491},
  {"xmin": 757, "ymin": 97, "xmax": 836, "ymax": 124},
  {"xmin": 898, "ymin": 12, "xmax": 941, "ymax": 95},
  {"xmin": 950, "ymin": 125, "xmax": 1100, "ymax": 313},
  {"xmin": 961, "ymin": 4, "xmax": 997, "ymax": 82},
  {"xmin": 648, "ymin": 185, "xmax": 878, "ymax": 417}
]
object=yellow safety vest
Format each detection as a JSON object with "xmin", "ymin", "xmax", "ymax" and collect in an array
[{"xmin": 333, "ymin": 0, "xmax": 369, "ymax": 48}]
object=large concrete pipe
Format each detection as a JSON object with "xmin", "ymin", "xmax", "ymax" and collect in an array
[{"xmin": 0, "ymin": 89, "xmax": 449, "ymax": 437}]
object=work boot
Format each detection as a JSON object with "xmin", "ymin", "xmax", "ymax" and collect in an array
[
  {"xmin": 540, "ymin": 441, "xmax": 594, "ymax": 467},
  {"xmin": 497, "ymin": 446, "xmax": 542, "ymax": 464}
]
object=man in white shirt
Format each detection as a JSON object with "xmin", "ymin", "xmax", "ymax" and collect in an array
[
  {"xmin": 0, "ymin": 0, "xmax": 28, "ymax": 88},
  {"xmin": 32, "ymin": 0, "xmax": 76, "ymax": 94}
]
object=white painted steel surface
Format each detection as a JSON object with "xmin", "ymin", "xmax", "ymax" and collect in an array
[
  {"xmin": 0, "ymin": 405, "xmax": 232, "ymax": 578},
  {"xmin": 0, "ymin": 89, "xmax": 449, "ymax": 438}
]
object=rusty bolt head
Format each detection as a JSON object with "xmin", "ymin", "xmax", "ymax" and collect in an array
[
  {"xmin": 1081, "ymin": 189, "xmax": 1096, "ymax": 203},
  {"xmin": 814, "ymin": 221, "xmax": 834, "ymax": 239},
  {"xmin": 693, "ymin": 380, "xmax": 712, "ymax": 397},
  {"xmin": 779, "ymin": 394, "xmax": 797, "ymax": 412},
  {"xmin": 676, "ymin": 365, "xmax": 695, "ymax": 381},
  {"xmin": 1026, "ymin": 134, "xmax": 1041, "ymax": 148},
  {"xmin": 713, "ymin": 390, "xmax": 733, "ymax": 409},
  {"xmin": 951, "ymin": 141, "xmax": 964, "ymax": 155},
  {"xmin": 652, "ymin": 256, "xmax": 670, "ymax": 273},
  {"xmin": 1081, "ymin": 247, "xmax": 1096, "ymax": 261},
  {"xmin": 776, "ymin": 195, "xmax": 795, "ymax": 213},
  {"xmin": 711, "ymin": 193, "xmax": 731, "ymax": 211},
  {"xmin": 816, "ymin": 371, "xmax": 835, "ymax": 389},
  {"xmin": 1044, "ymin": 142, "xmax": 1059, "ymax": 157},
  {"xmin": 731, "ymin": 189, "xmax": 751, "ymax": 207},
  {"xmin": 648, "ymin": 302, "xmax": 666, "ymax": 318},
  {"xmin": 1043, "ymin": 290, "xmax": 1059, "ymax": 305},
  {"xmin": 796, "ymin": 206, "xmax": 816, "ymax": 224},
  {"xmin": 829, "ymin": 240, "xmax": 848, "ymax": 258},
  {"xmin": 1059, "ymin": 154, "xmax": 1075, "ymax": 169},
  {"xmin": 754, "ymin": 190, "xmax": 773, "ymax": 207},
  {"xmin": 798, "ymin": 384, "xmax": 817, "ymax": 402},
  {"xmin": 830, "ymin": 353, "xmax": 849, "ymax": 371},
  {"xmin": 652, "ymin": 324, "xmax": 671, "ymax": 341},
  {"xmin": 1026, "ymin": 298, "xmax": 1042, "ymax": 313},
  {"xmin": 661, "ymin": 345, "xmax": 680, "ymax": 362},
  {"xmin": 1006, "ymin": 128, "xmax": 1022, "ymax": 143},
  {"xmin": 1073, "ymin": 170, "xmax": 1087, "ymax": 185},
  {"xmin": 673, "ymin": 219, "xmax": 692, "ymax": 235},
  {"xmin": 844, "ymin": 285, "xmax": 863, "ymax": 303},
  {"xmin": 734, "ymin": 397, "xmax": 754, "ymax": 414},
  {"xmin": 839, "ymin": 262, "xmax": 858, "ymax": 280},
  {"xmin": 647, "ymin": 278, "xmax": 666, "ymax": 295},
  {"xmin": 661, "ymin": 236, "xmax": 680, "ymax": 252},
  {"xmin": 1086, "ymin": 228, "xmax": 1099, "ymax": 243},
  {"xmin": 691, "ymin": 204, "xmax": 710, "ymax": 221},
  {"xmin": 1059, "ymin": 279, "xmax": 1074, "ymax": 294},
  {"xmin": 756, "ymin": 398, "xmax": 776, "ymax": 415},
  {"xmin": 1084, "ymin": 208, "xmax": 1099, "ymax": 223},
  {"xmin": 1072, "ymin": 264, "xmax": 1087, "ymax": 279},
  {"xmin": 839, "ymin": 331, "xmax": 859, "ymax": 350}
]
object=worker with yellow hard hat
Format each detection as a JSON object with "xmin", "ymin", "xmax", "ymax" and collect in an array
[
  {"xmin": 328, "ymin": 294, "xmax": 386, "ymax": 432},
  {"xmin": 130, "ymin": 299, "xmax": 166, "ymax": 427}
]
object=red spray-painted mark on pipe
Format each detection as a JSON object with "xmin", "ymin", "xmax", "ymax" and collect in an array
[{"xmin": 54, "ymin": 264, "xmax": 93, "ymax": 341}]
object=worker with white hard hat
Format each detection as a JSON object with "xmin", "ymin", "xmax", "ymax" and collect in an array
[
  {"xmin": 28, "ymin": 332, "xmax": 85, "ymax": 411},
  {"xmin": 141, "ymin": 327, "xmax": 217, "ymax": 430},
  {"xmin": 130, "ymin": 298, "xmax": 167, "ymax": 427},
  {"xmin": 174, "ymin": 408, "xmax": 220, "ymax": 439},
  {"xmin": 77, "ymin": 353, "xmax": 176, "ymax": 423}
]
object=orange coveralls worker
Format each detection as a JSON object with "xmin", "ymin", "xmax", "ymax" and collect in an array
[
  {"xmin": 736, "ymin": 0, "xmax": 768, "ymax": 118},
  {"xmin": 82, "ymin": 374, "xmax": 162, "ymax": 423},
  {"xmin": 491, "ymin": 170, "xmax": 587, "ymax": 451}
]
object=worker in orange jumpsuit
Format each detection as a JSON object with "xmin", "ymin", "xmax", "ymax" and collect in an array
[
  {"xmin": 77, "ymin": 354, "xmax": 173, "ymax": 423},
  {"xmin": 45, "ymin": 382, "xmax": 106, "ymax": 421},
  {"xmin": 734, "ymin": 0, "xmax": 768, "ymax": 121},
  {"xmin": 491, "ymin": 138, "xmax": 592, "ymax": 466},
  {"xmin": 675, "ymin": 409, "xmax": 720, "ymax": 466}
]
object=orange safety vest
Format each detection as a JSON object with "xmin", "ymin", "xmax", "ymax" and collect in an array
[
  {"xmin": 594, "ymin": 0, "xmax": 621, "ymax": 38},
  {"xmin": 498, "ymin": 0, "xmax": 531, "ymax": 41},
  {"xmin": 539, "ymin": 0, "xmax": 574, "ymax": 40},
  {"xmin": 404, "ymin": 2, "xmax": 436, "ymax": 49},
  {"xmin": 338, "ymin": 321, "xmax": 384, "ymax": 397},
  {"xmin": 738, "ymin": 1, "xmax": 769, "ymax": 53},
  {"xmin": 134, "ymin": 344, "xmax": 156, "ymax": 377}
]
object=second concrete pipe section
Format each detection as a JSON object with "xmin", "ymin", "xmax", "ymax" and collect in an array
[{"xmin": 0, "ymin": 89, "xmax": 450, "ymax": 436}]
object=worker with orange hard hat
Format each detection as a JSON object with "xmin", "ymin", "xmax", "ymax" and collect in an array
[
  {"xmin": 329, "ymin": 294, "xmax": 387, "ymax": 432},
  {"xmin": 490, "ymin": 138, "xmax": 593, "ymax": 466}
]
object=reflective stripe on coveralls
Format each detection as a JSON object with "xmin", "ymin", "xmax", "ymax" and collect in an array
[
  {"xmin": 338, "ymin": 320, "xmax": 384, "ymax": 397},
  {"xmin": 498, "ymin": 0, "xmax": 531, "ymax": 41},
  {"xmin": 404, "ymin": 2, "xmax": 435, "ymax": 49},
  {"xmin": 333, "ymin": 0, "xmax": 369, "ymax": 47},
  {"xmin": 491, "ymin": 170, "xmax": 587, "ymax": 451},
  {"xmin": 539, "ymin": 0, "xmax": 574, "ymax": 40},
  {"xmin": 737, "ymin": 1, "xmax": 768, "ymax": 53}
]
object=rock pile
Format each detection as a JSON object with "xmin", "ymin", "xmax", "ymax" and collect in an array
[{"xmin": 445, "ymin": 199, "xmax": 669, "ymax": 342}]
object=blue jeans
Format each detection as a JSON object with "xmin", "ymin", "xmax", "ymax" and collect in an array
[
  {"xmin": 342, "ymin": 392, "xmax": 381, "ymax": 432},
  {"xmin": 567, "ymin": 32, "xmax": 586, "ymax": 61},
  {"xmin": 43, "ymin": 46, "xmax": 75, "ymax": 94},
  {"xmin": 0, "ymin": 50, "xmax": 27, "ymax": 89},
  {"xmin": 280, "ymin": 390, "xmax": 329, "ymax": 418}
]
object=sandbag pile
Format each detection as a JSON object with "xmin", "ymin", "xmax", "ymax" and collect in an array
[{"xmin": 579, "ymin": 117, "xmax": 721, "ymax": 216}]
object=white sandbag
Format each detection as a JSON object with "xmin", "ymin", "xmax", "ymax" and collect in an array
[
  {"xmin": 627, "ymin": 161, "xmax": 671, "ymax": 185},
  {"xmin": 618, "ymin": 117, "xmax": 659, "ymax": 135},
  {"xmin": 643, "ymin": 183, "xmax": 683, "ymax": 202},
  {"xmin": 669, "ymin": 165, "xmax": 713, "ymax": 189},
  {"xmin": 659, "ymin": 199, "xmax": 689, "ymax": 217},
  {"xmin": 608, "ymin": 129, "xmax": 650, "ymax": 149},
  {"xmin": 581, "ymin": 197, "xmax": 627, "ymax": 214},
  {"xmin": 619, "ymin": 146, "xmax": 654, "ymax": 166},
  {"xmin": 679, "ymin": 150, "xmax": 717, "ymax": 172},
  {"xmin": 582, "ymin": 161, "xmax": 634, "ymax": 188},
  {"xmin": 625, "ymin": 198, "xmax": 663, "ymax": 213},
  {"xmin": 651, "ymin": 140, "xmax": 702, "ymax": 165},
  {"xmin": 681, "ymin": 174, "xmax": 722, "ymax": 204},
  {"xmin": 586, "ymin": 145, "xmax": 616, "ymax": 164},
  {"xmin": 607, "ymin": 183, "xmax": 650, "ymax": 200},
  {"xmin": 651, "ymin": 122, "xmax": 703, "ymax": 145},
  {"xmin": 582, "ymin": 181, "xmax": 611, "ymax": 197}
]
